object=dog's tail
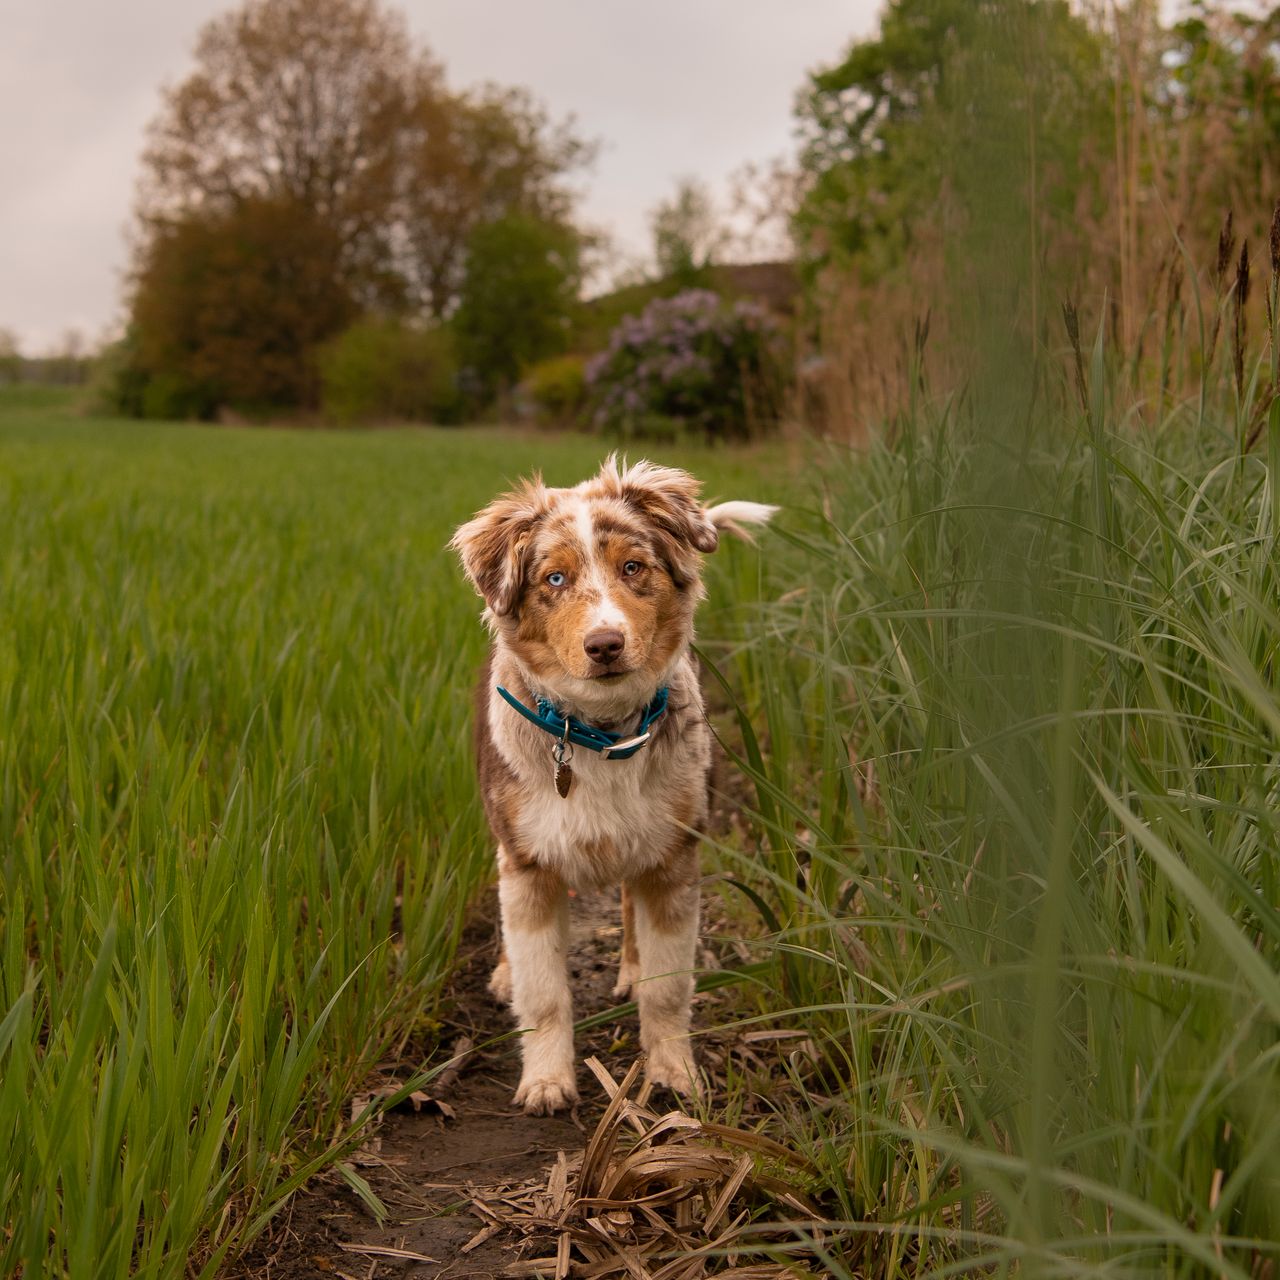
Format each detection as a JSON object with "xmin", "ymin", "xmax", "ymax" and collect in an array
[{"xmin": 704, "ymin": 500, "xmax": 779, "ymax": 544}]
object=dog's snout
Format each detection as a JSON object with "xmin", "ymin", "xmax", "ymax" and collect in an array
[{"xmin": 584, "ymin": 629, "xmax": 625, "ymax": 664}]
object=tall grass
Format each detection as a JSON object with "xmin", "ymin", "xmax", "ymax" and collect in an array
[
  {"xmin": 716, "ymin": 312, "xmax": 1280, "ymax": 1272},
  {"xmin": 0, "ymin": 410, "xmax": 788, "ymax": 1277}
]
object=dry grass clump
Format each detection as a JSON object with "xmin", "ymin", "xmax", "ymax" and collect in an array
[{"xmin": 463, "ymin": 1058, "xmax": 829, "ymax": 1280}]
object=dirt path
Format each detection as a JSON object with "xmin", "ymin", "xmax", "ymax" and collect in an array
[{"xmin": 235, "ymin": 889, "xmax": 741, "ymax": 1280}]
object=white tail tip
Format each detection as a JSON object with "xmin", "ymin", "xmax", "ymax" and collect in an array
[{"xmin": 705, "ymin": 500, "xmax": 779, "ymax": 543}]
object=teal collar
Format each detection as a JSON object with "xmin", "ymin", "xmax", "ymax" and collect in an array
[{"xmin": 496, "ymin": 685, "xmax": 669, "ymax": 760}]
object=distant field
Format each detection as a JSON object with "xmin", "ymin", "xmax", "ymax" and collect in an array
[{"xmin": 0, "ymin": 392, "xmax": 793, "ymax": 1277}]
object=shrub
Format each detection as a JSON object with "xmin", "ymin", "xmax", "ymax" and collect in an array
[
  {"xmin": 584, "ymin": 289, "xmax": 780, "ymax": 439},
  {"xmin": 521, "ymin": 354, "xmax": 587, "ymax": 426},
  {"xmin": 319, "ymin": 318, "xmax": 459, "ymax": 425}
]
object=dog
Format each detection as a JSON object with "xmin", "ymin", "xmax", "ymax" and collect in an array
[{"xmin": 450, "ymin": 455, "xmax": 776, "ymax": 1115}]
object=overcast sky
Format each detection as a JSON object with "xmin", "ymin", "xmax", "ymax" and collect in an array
[{"xmin": 0, "ymin": 1, "xmax": 877, "ymax": 354}]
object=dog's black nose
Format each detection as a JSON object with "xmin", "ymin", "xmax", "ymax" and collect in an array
[{"xmin": 584, "ymin": 629, "xmax": 625, "ymax": 664}]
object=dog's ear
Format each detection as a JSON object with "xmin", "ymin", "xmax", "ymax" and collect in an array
[
  {"xmin": 605, "ymin": 457, "xmax": 719, "ymax": 588},
  {"xmin": 450, "ymin": 479, "xmax": 548, "ymax": 616}
]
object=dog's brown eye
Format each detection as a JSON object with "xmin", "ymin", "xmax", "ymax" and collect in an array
[
  {"xmin": 546, "ymin": 571, "xmax": 567, "ymax": 588},
  {"xmin": 622, "ymin": 560, "xmax": 642, "ymax": 577}
]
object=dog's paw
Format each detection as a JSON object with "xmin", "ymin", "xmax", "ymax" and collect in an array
[
  {"xmin": 488, "ymin": 959, "xmax": 512, "ymax": 1005},
  {"xmin": 513, "ymin": 1073, "xmax": 578, "ymax": 1116},
  {"xmin": 645, "ymin": 1044, "xmax": 699, "ymax": 1097},
  {"xmin": 612, "ymin": 962, "xmax": 640, "ymax": 1000}
]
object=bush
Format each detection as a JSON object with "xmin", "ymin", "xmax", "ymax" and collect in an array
[
  {"xmin": 87, "ymin": 332, "xmax": 148, "ymax": 418},
  {"xmin": 520, "ymin": 354, "xmax": 586, "ymax": 426},
  {"xmin": 584, "ymin": 289, "xmax": 780, "ymax": 439},
  {"xmin": 319, "ymin": 319, "xmax": 459, "ymax": 425}
]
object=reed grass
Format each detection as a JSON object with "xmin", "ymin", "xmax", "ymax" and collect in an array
[{"xmin": 709, "ymin": 293, "xmax": 1280, "ymax": 1274}]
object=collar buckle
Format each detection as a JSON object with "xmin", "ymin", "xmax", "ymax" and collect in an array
[{"xmin": 600, "ymin": 731, "xmax": 651, "ymax": 759}]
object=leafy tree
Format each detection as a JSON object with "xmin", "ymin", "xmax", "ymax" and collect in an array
[
  {"xmin": 141, "ymin": 0, "xmax": 426, "ymax": 308},
  {"xmin": 131, "ymin": 196, "xmax": 356, "ymax": 416},
  {"xmin": 403, "ymin": 84, "xmax": 593, "ymax": 318},
  {"xmin": 794, "ymin": 0, "xmax": 1109, "ymax": 291},
  {"xmin": 452, "ymin": 213, "xmax": 582, "ymax": 400},
  {"xmin": 0, "ymin": 329, "xmax": 20, "ymax": 384},
  {"xmin": 650, "ymin": 178, "xmax": 725, "ymax": 287},
  {"xmin": 1151, "ymin": 4, "xmax": 1280, "ymax": 249}
]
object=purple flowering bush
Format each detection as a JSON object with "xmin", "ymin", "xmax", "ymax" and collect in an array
[{"xmin": 585, "ymin": 290, "xmax": 780, "ymax": 438}]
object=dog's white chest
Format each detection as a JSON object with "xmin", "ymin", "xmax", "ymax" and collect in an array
[{"xmin": 515, "ymin": 752, "xmax": 682, "ymax": 889}]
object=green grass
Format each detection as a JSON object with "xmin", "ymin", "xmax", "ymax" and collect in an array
[
  {"xmin": 715, "ymin": 357, "xmax": 1280, "ymax": 1273},
  {"xmin": 6, "ymin": 378, "xmax": 1278, "ymax": 1278},
  {"xmin": 0, "ymin": 401, "xmax": 789, "ymax": 1277}
]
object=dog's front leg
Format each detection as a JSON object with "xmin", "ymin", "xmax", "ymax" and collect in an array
[
  {"xmin": 497, "ymin": 849, "xmax": 577, "ymax": 1114},
  {"xmin": 629, "ymin": 838, "xmax": 700, "ymax": 1096}
]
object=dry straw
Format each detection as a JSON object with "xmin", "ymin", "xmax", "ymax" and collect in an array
[{"xmin": 463, "ymin": 1058, "xmax": 827, "ymax": 1280}]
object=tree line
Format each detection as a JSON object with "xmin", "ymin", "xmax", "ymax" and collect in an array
[{"xmin": 93, "ymin": 0, "xmax": 1280, "ymax": 429}]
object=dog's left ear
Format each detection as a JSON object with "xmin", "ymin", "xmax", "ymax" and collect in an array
[
  {"xmin": 607, "ymin": 457, "xmax": 777, "ymax": 587},
  {"xmin": 609, "ymin": 459, "xmax": 716, "ymax": 587}
]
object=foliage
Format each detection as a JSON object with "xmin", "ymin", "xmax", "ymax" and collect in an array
[
  {"xmin": 319, "ymin": 317, "xmax": 459, "ymax": 424},
  {"xmin": 794, "ymin": 0, "xmax": 1109, "ymax": 290},
  {"xmin": 585, "ymin": 289, "xmax": 780, "ymax": 439},
  {"xmin": 650, "ymin": 177, "xmax": 724, "ymax": 289},
  {"xmin": 452, "ymin": 214, "xmax": 582, "ymax": 401},
  {"xmin": 402, "ymin": 83, "xmax": 594, "ymax": 318},
  {"xmin": 130, "ymin": 0, "xmax": 590, "ymax": 415},
  {"xmin": 520, "ymin": 353, "xmax": 587, "ymax": 426},
  {"xmin": 128, "ymin": 196, "xmax": 356, "ymax": 417},
  {"xmin": 0, "ymin": 404, "xmax": 784, "ymax": 1278},
  {"xmin": 792, "ymin": 0, "xmax": 1280, "ymax": 421},
  {"xmin": 0, "ymin": 328, "xmax": 21, "ymax": 383}
]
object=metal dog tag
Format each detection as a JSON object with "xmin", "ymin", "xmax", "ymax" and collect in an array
[
  {"xmin": 553, "ymin": 720, "xmax": 573, "ymax": 798},
  {"xmin": 554, "ymin": 759, "xmax": 574, "ymax": 798}
]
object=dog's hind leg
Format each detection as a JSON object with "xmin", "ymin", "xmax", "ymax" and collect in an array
[
  {"xmin": 613, "ymin": 884, "xmax": 641, "ymax": 999},
  {"xmin": 497, "ymin": 848, "xmax": 578, "ymax": 1115},
  {"xmin": 628, "ymin": 838, "xmax": 700, "ymax": 1096}
]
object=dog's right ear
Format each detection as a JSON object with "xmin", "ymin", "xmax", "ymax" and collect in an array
[{"xmin": 450, "ymin": 479, "xmax": 548, "ymax": 617}]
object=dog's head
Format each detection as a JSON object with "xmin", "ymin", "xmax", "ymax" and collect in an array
[{"xmin": 451, "ymin": 455, "xmax": 776, "ymax": 712}]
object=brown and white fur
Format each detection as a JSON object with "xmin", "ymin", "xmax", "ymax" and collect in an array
[{"xmin": 451, "ymin": 455, "xmax": 775, "ymax": 1115}]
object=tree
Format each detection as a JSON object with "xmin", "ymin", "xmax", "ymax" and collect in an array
[
  {"xmin": 452, "ymin": 214, "xmax": 581, "ymax": 399},
  {"xmin": 793, "ymin": 0, "xmax": 1108, "ymax": 291},
  {"xmin": 403, "ymin": 84, "xmax": 593, "ymax": 318},
  {"xmin": 141, "ymin": 0, "xmax": 428, "ymax": 308},
  {"xmin": 650, "ymin": 178, "xmax": 726, "ymax": 286},
  {"xmin": 131, "ymin": 195, "xmax": 356, "ymax": 416},
  {"xmin": 724, "ymin": 158, "xmax": 803, "ymax": 263},
  {"xmin": 0, "ymin": 329, "xmax": 20, "ymax": 384}
]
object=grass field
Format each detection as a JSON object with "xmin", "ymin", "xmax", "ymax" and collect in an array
[
  {"xmin": 0, "ymin": 392, "xmax": 790, "ymax": 1277},
  {"xmin": 3, "ymin": 382, "xmax": 1279, "ymax": 1278}
]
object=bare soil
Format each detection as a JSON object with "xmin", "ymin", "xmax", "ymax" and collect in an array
[{"xmin": 230, "ymin": 888, "xmax": 749, "ymax": 1280}]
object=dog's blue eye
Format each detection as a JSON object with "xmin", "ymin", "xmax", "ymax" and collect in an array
[
  {"xmin": 546, "ymin": 572, "xmax": 566, "ymax": 588},
  {"xmin": 622, "ymin": 561, "xmax": 642, "ymax": 577}
]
